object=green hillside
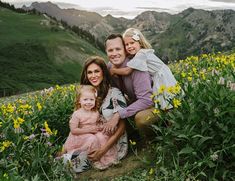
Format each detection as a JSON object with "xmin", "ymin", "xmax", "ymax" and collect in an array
[{"xmin": 0, "ymin": 7, "xmax": 105, "ymax": 96}]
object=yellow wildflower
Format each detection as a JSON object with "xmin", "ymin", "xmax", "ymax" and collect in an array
[
  {"xmin": 200, "ymin": 71, "xmax": 206, "ymax": 80},
  {"xmin": 169, "ymin": 84, "xmax": 181, "ymax": 94},
  {"xmin": 53, "ymin": 130, "xmax": 58, "ymax": 135},
  {"xmin": 129, "ymin": 140, "xmax": 136, "ymax": 146},
  {"xmin": 3, "ymin": 173, "xmax": 8, "ymax": 178},
  {"xmin": 6, "ymin": 104, "xmax": 14, "ymax": 113},
  {"xmin": 187, "ymin": 76, "xmax": 192, "ymax": 81},
  {"xmin": 166, "ymin": 86, "xmax": 174, "ymax": 94},
  {"xmin": 1, "ymin": 140, "xmax": 12, "ymax": 152},
  {"xmin": 17, "ymin": 117, "xmax": 25, "ymax": 124},
  {"xmin": 13, "ymin": 117, "xmax": 25, "ymax": 129},
  {"xmin": 13, "ymin": 119, "xmax": 20, "ymax": 129},
  {"xmin": 44, "ymin": 121, "xmax": 53, "ymax": 135},
  {"xmin": 3, "ymin": 140, "xmax": 12, "ymax": 148},
  {"xmin": 173, "ymin": 98, "xmax": 181, "ymax": 108},
  {"xmin": 181, "ymin": 72, "xmax": 186, "ymax": 78},
  {"xmin": 69, "ymin": 84, "xmax": 75, "ymax": 91},
  {"xmin": 158, "ymin": 85, "xmax": 166, "ymax": 94},
  {"xmin": 23, "ymin": 136, "xmax": 29, "ymax": 140},
  {"xmin": 149, "ymin": 168, "xmax": 154, "ymax": 175},
  {"xmin": 37, "ymin": 102, "xmax": 42, "ymax": 111},
  {"xmin": 153, "ymin": 109, "xmax": 160, "ymax": 114}
]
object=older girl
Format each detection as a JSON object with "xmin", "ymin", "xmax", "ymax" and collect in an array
[{"xmin": 110, "ymin": 28, "xmax": 177, "ymax": 110}]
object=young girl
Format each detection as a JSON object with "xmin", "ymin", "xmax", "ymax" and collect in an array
[
  {"xmin": 63, "ymin": 85, "xmax": 118, "ymax": 171},
  {"xmin": 110, "ymin": 28, "xmax": 177, "ymax": 110}
]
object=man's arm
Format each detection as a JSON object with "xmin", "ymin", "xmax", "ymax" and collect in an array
[{"xmin": 118, "ymin": 70, "xmax": 154, "ymax": 119}]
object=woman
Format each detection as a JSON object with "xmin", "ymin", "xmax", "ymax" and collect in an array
[{"xmin": 80, "ymin": 56, "xmax": 128, "ymax": 165}]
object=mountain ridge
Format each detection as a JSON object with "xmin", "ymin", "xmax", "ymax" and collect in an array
[
  {"xmin": 0, "ymin": 4, "xmax": 105, "ymax": 96},
  {"xmin": 23, "ymin": 1, "xmax": 235, "ymax": 60}
]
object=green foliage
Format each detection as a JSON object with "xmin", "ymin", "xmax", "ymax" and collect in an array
[
  {"xmin": 0, "ymin": 85, "xmax": 76, "ymax": 180},
  {"xmin": 0, "ymin": 7, "xmax": 105, "ymax": 97},
  {"xmin": 149, "ymin": 53, "xmax": 235, "ymax": 180},
  {"xmin": 1, "ymin": 50, "xmax": 234, "ymax": 179}
]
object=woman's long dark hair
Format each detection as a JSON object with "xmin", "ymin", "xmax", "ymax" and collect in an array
[{"xmin": 80, "ymin": 56, "xmax": 112, "ymax": 101}]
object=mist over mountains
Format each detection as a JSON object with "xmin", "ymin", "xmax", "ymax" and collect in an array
[{"xmin": 23, "ymin": 1, "xmax": 235, "ymax": 60}]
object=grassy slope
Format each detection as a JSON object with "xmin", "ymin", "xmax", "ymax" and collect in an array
[{"xmin": 0, "ymin": 7, "xmax": 105, "ymax": 94}]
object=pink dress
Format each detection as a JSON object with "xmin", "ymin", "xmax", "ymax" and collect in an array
[{"xmin": 64, "ymin": 109, "xmax": 117, "ymax": 170}]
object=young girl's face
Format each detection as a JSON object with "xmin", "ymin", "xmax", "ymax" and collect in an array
[
  {"xmin": 124, "ymin": 36, "xmax": 141, "ymax": 55},
  {"xmin": 79, "ymin": 91, "xmax": 96, "ymax": 111}
]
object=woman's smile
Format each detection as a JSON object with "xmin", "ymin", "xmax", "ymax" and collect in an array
[{"xmin": 87, "ymin": 63, "xmax": 104, "ymax": 87}]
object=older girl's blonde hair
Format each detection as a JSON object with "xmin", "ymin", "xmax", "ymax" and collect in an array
[
  {"xmin": 75, "ymin": 85, "xmax": 100, "ymax": 111},
  {"xmin": 123, "ymin": 28, "xmax": 152, "ymax": 49}
]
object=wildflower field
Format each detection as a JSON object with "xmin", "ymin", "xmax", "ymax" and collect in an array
[{"xmin": 0, "ymin": 53, "xmax": 234, "ymax": 180}]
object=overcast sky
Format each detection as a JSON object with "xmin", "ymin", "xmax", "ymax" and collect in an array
[{"xmin": 3, "ymin": 0, "xmax": 235, "ymax": 19}]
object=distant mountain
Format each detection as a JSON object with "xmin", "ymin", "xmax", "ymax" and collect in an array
[
  {"xmin": 25, "ymin": 2, "xmax": 235, "ymax": 60},
  {"xmin": 0, "ymin": 5, "xmax": 105, "ymax": 96}
]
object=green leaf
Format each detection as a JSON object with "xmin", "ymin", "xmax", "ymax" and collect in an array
[
  {"xmin": 178, "ymin": 147, "xmax": 194, "ymax": 155},
  {"xmin": 177, "ymin": 134, "xmax": 189, "ymax": 140},
  {"xmin": 198, "ymin": 136, "xmax": 213, "ymax": 146},
  {"xmin": 192, "ymin": 134, "xmax": 203, "ymax": 138},
  {"xmin": 208, "ymin": 160, "xmax": 216, "ymax": 168},
  {"xmin": 200, "ymin": 171, "xmax": 207, "ymax": 177}
]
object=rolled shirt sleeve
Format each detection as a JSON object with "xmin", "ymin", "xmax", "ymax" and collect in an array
[{"xmin": 118, "ymin": 70, "xmax": 154, "ymax": 119}]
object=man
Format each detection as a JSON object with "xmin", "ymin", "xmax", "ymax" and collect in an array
[{"xmin": 103, "ymin": 34, "xmax": 156, "ymax": 135}]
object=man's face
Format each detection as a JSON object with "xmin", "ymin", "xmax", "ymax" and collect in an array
[{"xmin": 106, "ymin": 37, "xmax": 126, "ymax": 67}]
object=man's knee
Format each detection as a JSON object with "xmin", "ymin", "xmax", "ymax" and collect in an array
[{"xmin": 134, "ymin": 107, "xmax": 157, "ymax": 129}]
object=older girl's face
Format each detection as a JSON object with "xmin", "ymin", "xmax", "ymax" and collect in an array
[
  {"xmin": 124, "ymin": 36, "xmax": 141, "ymax": 55},
  {"xmin": 87, "ymin": 63, "xmax": 104, "ymax": 87}
]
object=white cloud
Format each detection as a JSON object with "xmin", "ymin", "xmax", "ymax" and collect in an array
[{"xmin": 2, "ymin": 0, "xmax": 235, "ymax": 19}]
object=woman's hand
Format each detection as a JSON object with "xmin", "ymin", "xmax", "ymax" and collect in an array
[
  {"xmin": 88, "ymin": 149, "xmax": 105, "ymax": 162},
  {"xmin": 102, "ymin": 113, "xmax": 120, "ymax": 135},
  {"xmin": 89, "ymin": 126, "xmax": 101, "ymax": 134}
]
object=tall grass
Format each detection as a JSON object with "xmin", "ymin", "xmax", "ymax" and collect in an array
[{"xmin": 0, "ymin": 53, "xmax": 234, "ymax": 180}]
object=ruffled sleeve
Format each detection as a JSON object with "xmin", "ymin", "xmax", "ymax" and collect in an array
[
  {"xmin": 127, "ymin": 49, "xmax": 148, "ymax": 71},
  {"xmin": 111, "ymin": 87, "xmax": 127, "ymax": 114}
]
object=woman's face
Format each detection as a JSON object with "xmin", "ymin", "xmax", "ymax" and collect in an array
[{"xmin": 87, "ymin": 63, "xmax": 104, "ymax": 87}]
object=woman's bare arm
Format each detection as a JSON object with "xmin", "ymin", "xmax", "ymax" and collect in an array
[{"xmin": 88, "ymin": 119, "xmax": 125, "ymax": 161}]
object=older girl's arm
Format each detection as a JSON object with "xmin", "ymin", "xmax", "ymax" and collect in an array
[{"xmin": 111, "ymin": 67, "xmax": 133, "ymax": 76}]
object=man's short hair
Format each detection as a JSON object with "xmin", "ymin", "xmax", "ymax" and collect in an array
[{"xmin": 104, "ymin": 34, "xmax": 125, "ymax": 48}]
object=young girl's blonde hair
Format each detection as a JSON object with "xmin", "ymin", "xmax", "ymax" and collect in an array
[
  {"xmin": 123, "ymin": 28, "xmax": 152, "ymax": 49},
  {"xmin": 75, "ymin": 85, "xmax": 100, "ymax": 111}
]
